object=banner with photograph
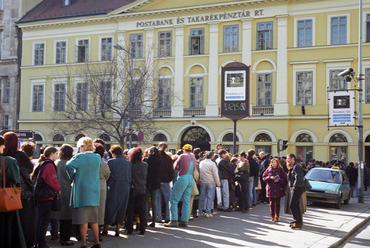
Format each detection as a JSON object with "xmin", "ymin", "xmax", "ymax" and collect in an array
[
  {"xmin": 224, "ymin": 70, "xmax": 246, "ymax": 101},
  {"xmin": 329, "ymin": 91, "xmax": 355, "ymax": 126}
]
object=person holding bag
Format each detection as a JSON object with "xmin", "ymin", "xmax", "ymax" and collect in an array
[
  {"xmin": 0, "ymin": 135, "xmax": 27, "ymax": 248},
  {"xmin": 33, "ymin": 146, "xmax": 61, "ymax": 248}
]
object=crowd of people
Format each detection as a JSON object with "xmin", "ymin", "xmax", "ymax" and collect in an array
[{"xmin": 0, "ymin": 132, "xmax": 369, "ymax": 248}]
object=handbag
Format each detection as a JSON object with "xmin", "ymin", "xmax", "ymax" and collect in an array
[
  {"xmin": 0, "ymin": 157, "xmax": 23, "ymax": 212},
  {"xmin": 304, "ymin": 178, "xmax": 312, "ymax": 191},
  {"xmin": 52, "ymin": 193, "xmax": 61, "ymax": 211}
]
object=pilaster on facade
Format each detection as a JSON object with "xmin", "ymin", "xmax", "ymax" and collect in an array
[
  {"xmin": 206, "ymin": 22, "xmax": 219, "ymax": 117},
  {"xmin": 114, "ymin": 31, "xmax": 126, "ymax": 120},
  {"xmin": 172, "ymin": 25, "xmax": 184, "ymax": 118},
  {"xmin": 241, "ymin": 18, "xmax": 252, "ymax": 66},
  {"xmin": 144, "ymin": 28, "xmax": 154, "ymax": 114},
  {"xmin": 274, "ymin": 14, "xmax": 289, "ymax": 116}
]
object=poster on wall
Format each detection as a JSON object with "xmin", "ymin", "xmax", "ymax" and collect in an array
[
  {"xmin": 224, "ymin": 70, "xmax": 246, "ymax": 101},
  {"xmin": 328, "ymin": 91, "xmax": 355, "ymax": 126}
]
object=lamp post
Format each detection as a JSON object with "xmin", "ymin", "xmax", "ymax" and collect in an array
[{"xmin": 113, "ymin": 43, "xmax": 134, "ymax": 149}]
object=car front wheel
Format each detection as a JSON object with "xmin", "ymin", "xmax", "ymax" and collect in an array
[{"xmin": 335, "ymin": 197, "xmax": 341, "ymax": 209}]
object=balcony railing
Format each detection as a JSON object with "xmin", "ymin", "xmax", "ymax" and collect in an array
[
  {"xmin": 252, "ymin": 106, "xmax": 274, "ymax": 116},
  {"xmin": 184, "ymin": 108, "xmax": 206, "ymax": 117},
  {"xmin": 153, "ymin": 109, "xmax": 172, "ymax": 118}
]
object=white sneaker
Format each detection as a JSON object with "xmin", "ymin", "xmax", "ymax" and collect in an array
[{"xmin": 205, "ymin": 213, "xmax": 213, "ymax": 218}]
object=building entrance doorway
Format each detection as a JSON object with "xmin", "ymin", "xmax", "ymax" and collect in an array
[{"xmin": 181, "ymin": 126, "xmax": 211, "ymax": 151}]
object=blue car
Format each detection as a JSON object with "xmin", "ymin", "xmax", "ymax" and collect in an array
[{"xmin": 305, "ymin": 168, "xmax": 351, "ymax": 209}]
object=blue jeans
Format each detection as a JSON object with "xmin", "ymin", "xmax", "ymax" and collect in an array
[
  {"xmin": 218, "ymin": 179, "xmax": 229, "ymax": 210},
  {"xmin": 156, "ymin": 182, "xmax": 171, "ymax": 221},
  {"xmin": 146, "ymin": 188, "xmax": 159, "ymax": 222},
  {"xmin": 249, "ymin": 176, "xmax": 257, "ymax": 207},
  {"xmin": 198, "ymin": 183, "xmax": 216, "ymax": 214},
  {"xmin": 169, "ymin": 175, "xmax": 193, "ymax": 222}
]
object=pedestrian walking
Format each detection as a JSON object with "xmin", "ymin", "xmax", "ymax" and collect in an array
[
  {"xmin": 235, "ymin": 151, "xmax": 250, "ymax": 213},
  {"xmin": 262, "ymin": 158, "xmax": 287, "ymax": 222},
  {"xmin": 346, "ymin": 162, "xmax": 358, "ymax": 197},
  {"xmin": 216, "ymin": 149, "xmax": 233, "ymax": 211},
  {"xmin": 247, "ymin": 150, "xmax": 259, "ymax": 207},
  {"xmin": 259, "ymin": 151, "xmax": 270, "ymax": 204}
]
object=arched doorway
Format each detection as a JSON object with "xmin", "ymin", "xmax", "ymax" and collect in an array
[{"xmin": 181, "ymin": 127, "xmax": 211, "ymax": 151}]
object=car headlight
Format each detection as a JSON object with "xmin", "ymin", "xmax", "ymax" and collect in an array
[{"xmin": 325, "ymin": 190, "xmax": 338, "ymax": 194}]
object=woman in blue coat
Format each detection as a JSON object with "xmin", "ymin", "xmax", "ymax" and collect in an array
[{"xmin": 102, "ymin": 145, "xmax": 131, "ymax": 236}]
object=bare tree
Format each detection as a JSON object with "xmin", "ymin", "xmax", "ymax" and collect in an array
[{"xmin": 51, "ymin": 46, "xmax": 163, "ymax": 148}]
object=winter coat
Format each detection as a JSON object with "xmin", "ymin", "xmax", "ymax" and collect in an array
[
  {"xmin": 262, "ymin": 167, "xmax": 287, "ymax": 199},
  {"xmin": 346, "ymin": 166, "xmax": 358, "ymax": 186},
  {"xmin": 98, "ymin": 159, "xmax": 110, "ymax": 225},
  {"xmin": 159, "ymin": 151, "xmax": 174, "ymax": 183},
  {"xmin": 248, "ymin": 156, "xmax": 259, "ymax": 177},
  {"xmin": 288, "ymin": 163, "xmax": 305, "ymax": 189},
  {"xmin": 217, "ymin": 158, "xmax": 233, "ymax": 180},
  {"xmin": 146, "ymin": 155, "xmax": 161, "ymax": 190}
]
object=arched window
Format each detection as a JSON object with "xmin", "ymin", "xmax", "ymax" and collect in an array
[
  {"xmin": 75, "ymin": 134, "xmax": 85, "ymax": 141},
  {"xmin": 296, "ymin": 133, "xmax": 313, "ymax": 142},
  {"xmin": 53, "ymin": 134, "xmax": 64, "ymax": 142},
  {"xmin": 34, "ymin": 134, "xmax": 43, "ymax": 141},
  {"xmin": 153, "ymin": 133, "xmax": 167, "ymax": 142},
  {"xmin": 181, "ymin": 127, "xmax": 211, "ymax": 151},
  {"xmin": 254, "ymin": 133, "xmax": 272, "ymax": 142},
  {"xmin": 99, "ymin": 134, "xmax": 111, "ymax": 142},
  {"xmin": 222, "ymin": 133, "xmax": 239, "ymax": 142},
  {"xmin": 329, "ymin": 133, "xmax": 347, "ymax": 143},
  {"xmin": 365, "ymin": 135, "xmax": 370, "ymax": 142}
]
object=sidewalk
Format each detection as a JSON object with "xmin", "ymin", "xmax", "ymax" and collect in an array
[{"xmin": 48, "ymin": 190, "xmax": 370, "ymax": 248}]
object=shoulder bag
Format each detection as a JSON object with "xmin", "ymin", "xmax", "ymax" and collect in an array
[{"xmin": 0, "ymin": 157, "xmax": 23, "ymax": 212}]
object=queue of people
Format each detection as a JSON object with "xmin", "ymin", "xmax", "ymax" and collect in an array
[{"xmin": 2, "ymin": 132, "xmax": 368, "ymax": 248}]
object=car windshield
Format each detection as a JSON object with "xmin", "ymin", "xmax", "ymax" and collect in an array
[{"xmin": 305, "ymin": 169, "xmax": 342, "ymax": 184}]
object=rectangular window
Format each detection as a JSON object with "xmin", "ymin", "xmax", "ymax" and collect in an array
[
  {"xmin": 366, "ymin": 68, "xmax": 370, "ymax": 103},
  {"xmin": 130, "ymin": 34, "xmax": 143, "ymax": 59},
  {"xmin": 256, "ymin": 73, "xmax": 272, "ymax": 106},
  {"xmin": 331, "ymin": 16, "xmax": 347, "ymax": 45},
  {"xmin": 56, "ymin": 41, "xmax": 66, "ymax": 64},
  {"xmin": 2, "ymin": 115, "xmax": 8, "ymax": 130},
  {"xmin": 223, "ymin": 25, "xmax": 239, "ymax": 52},
  {"xmin": 157, "ymin": 78, "xmax": 171, "ymax": 109},
  {"xmin": 296, "ymin": 71, "xmax": 313, "ymax": 105},
  {"xmin": 189, "ymin": 77, "xmax": 203, "ymax": 108},
  {"xmin": 76, "ymin": 82, "xmax": 88, "ymax": 110},
  {"xmin": 101, "ymin": 37, "xmax": 112, "ymax": 61},
  {"xmin": 3, "ymin": 80, "xmax": 9, "ymax": 103},
  {"xmin": 99, "ymin": 81, "xmax": 112, "ymax": 110},
  {"xmin": 158, "ymin": 31, "xmax": 172, "ymax": 57},
  {"xmin": 257, "ymin": 22, "xmax": 273, "ymax": 50},
  {"xmin": 329, "ymin": 69, "xmax": 347, "ymax": 90},
  {"xmin": 296, "ymin": 146, "xmax": 313, "ymax": 162},
  {"xmin": 189, "ymin": 28, "xmax": 204, "ymax": 55},
  {"xmin": 32, "ymin": 85, "xmax": 44, "ymax": 112},
  {"xmin": 34, "ymin": 43, "xmax": 45, "ymax": 65},
  {"xmin": 367, "ymin": 14, "xmax": 370, "ymax": 42},
  {"xmin": 54, "ymin": 84, "xmax": 66, "ymax": 111},
  {"xmin": 76, "ymin": 39, "xmax": 89, "ymax": 62},
  {"xmin": 297, "ymin": 19, "xmax": 312, "ymax": 47}
]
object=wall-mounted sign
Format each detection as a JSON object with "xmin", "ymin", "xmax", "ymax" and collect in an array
[
  {"xmin": 329, "ymin": 91, "xmax": 355, "ymax": 126},
  {"xmin": 221, "ymin": 63, "xmax": 250, "ymax": 119}
]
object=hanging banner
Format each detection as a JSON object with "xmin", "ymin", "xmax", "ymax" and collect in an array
[{"xmin": 329, "ymin": 91, "xmax": 355, "ymax": 126}]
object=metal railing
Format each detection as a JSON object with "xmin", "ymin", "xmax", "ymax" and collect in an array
[
  {"xmin": 153, "ymin": 109, "xmax": 172, "ymax": 118},
  {"xmin": 184, "ymin": 108, "xmax": 206, "ymax": 117},
  {"xmin": 252, "ymin": 106, "xmax": 274, "ymax": 116}
]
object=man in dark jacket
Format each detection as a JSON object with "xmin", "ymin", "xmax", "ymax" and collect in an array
[
  {"xmin": 216, "ymin": 149, "xmax": 233, "ymax": 211},
  {"xmin": 156, "ymin": 142, "xmax": 174, "ymax": 222},
  {"xmin": 247, "ymin": 149, "xmax": 259, "ymax": 207},
  {"xmin": 287, "ymin": 153, "xmax": 305, "ymax": 229},
  {"xmin": 259, "ymin": 151, "xmax": 270, "ymax": 203}
]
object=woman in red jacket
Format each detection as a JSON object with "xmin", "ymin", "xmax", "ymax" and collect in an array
[{"xmin": 262, "ymin": 158, "xmax": 287, "ymax": 222}]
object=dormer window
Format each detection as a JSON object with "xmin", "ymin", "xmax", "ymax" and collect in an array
[{"xmin": 63, "ymin": 0, "xmax": 71, "ymax": 7}]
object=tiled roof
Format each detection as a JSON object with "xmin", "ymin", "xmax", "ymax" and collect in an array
[{"xmin": 18, "ymin": 0, "xmax": 137, "ymax": 23}]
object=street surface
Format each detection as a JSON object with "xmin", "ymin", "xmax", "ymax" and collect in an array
[
  {"xmin": 48, "ymin": 191, "xmax": 370, "ymax": 248},
  {"xmin": 340, "ymin": 220, "xmax": 370, "ymax": 248}
]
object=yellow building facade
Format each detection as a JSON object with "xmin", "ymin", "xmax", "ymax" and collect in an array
[{"xmin": 17, "ymin": 0, "xmax": 370, "ymax": 165}]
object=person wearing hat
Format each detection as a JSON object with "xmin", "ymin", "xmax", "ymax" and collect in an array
[
  {"xmin": 198, "ymin": 151, "xmax": 221, "ymax": 218},
  {"xmin": 164, "ymin": 144, "xmax": 196, "ymax": 228}
]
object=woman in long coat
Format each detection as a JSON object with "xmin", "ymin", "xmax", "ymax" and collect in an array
[
  {"xmin": 262, "ymin": 158, "xmax": 287, "ymax": 222},
  {"xmin": 0, "ymin": 135, "xmax": 27, "ymax": 248},
  {"xmin": 102, "ymin": 145, "xmax": 131, "ymax": 236},
  {"xmin": 52, "ymin": 144, "xmax": 74, "ymax": 246}
]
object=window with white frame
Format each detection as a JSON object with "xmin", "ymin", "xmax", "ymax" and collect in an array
[
  {"xmin": 158, "ymin": 31, "xmax": 172, "ymax": 57},
  {"xmin": 53, "ymin": 83, "xmax": 66, "ymax": 111},
  {"xmin": 257, "ymin": 73, "xmax": 272, "ymax": 106},
  {"xmin": 367, "ymin": 14, "xmax": 370, "ymax": 42},
  {"xmin": 130, "ymin": 79, "xmax": 142, "ymax": 113},
  {"xmin": 76, "ymin": 39, "xmax": 89, "ymax": 62},
  {"xmin": 189, "ymin": 77, "xmax": 203, "ymax": 108},
  {"xmin": 223, "ymin": 25, "xmax": 238, "ymax": 52},
  {"xmin": 101, "ymin": 37, "xmax": 112, "ymax": 61},
  {"xmin": 34, "ymin": 43, "xmax": 45, "ymax": 65},
  {"xmin": 331, "ymin": 16, "xmax": 347, "ymax": 45},
  {"xmin": 76, "ymin": 82, "xmax": 88, "ymax": 110},
  {"xmin": 32, "ymin": 85, "xmax": 44, "ymax": 112},
  {"xmin": 366, "ymin": 68, "xmax": 370, "ymax": 103},
  {"xmin": 157, "ymin": 78, "xmax": 171, "ymax": 109},
  {"xmin": 56, "ymin": 41, "xmax": 66, "ymax": 64},
  {"xmin": 329, "ymin": 69, "xmax": 347, "ymax": 90},
  {"xmin": 99, "ymin": 81, "xmax": 112, "ymax": 110},
  {"xmin": 257, "ymin": 22, "xmax": 273, "ymax": 50},
  {"xmin": 297, "ymin": 19, "xmax": 312, "ymax": 47},
  {"xmin": 3, "ymin": 80, "xmax": 9, "ymax": 103},
  {"xmin": 189, "ymin": 28, "xmax": 204, "ymax": 55},
  {"xmin": 296, "ymin": 71, "xmax": 313, "ymax": 105},
  {"xmin": 130, "ymin": 34, "xmax": 143, "ymax": 59},
  {"xmin": 2, "ymin": 115, "xmax": 8, "ymax": 130}
]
